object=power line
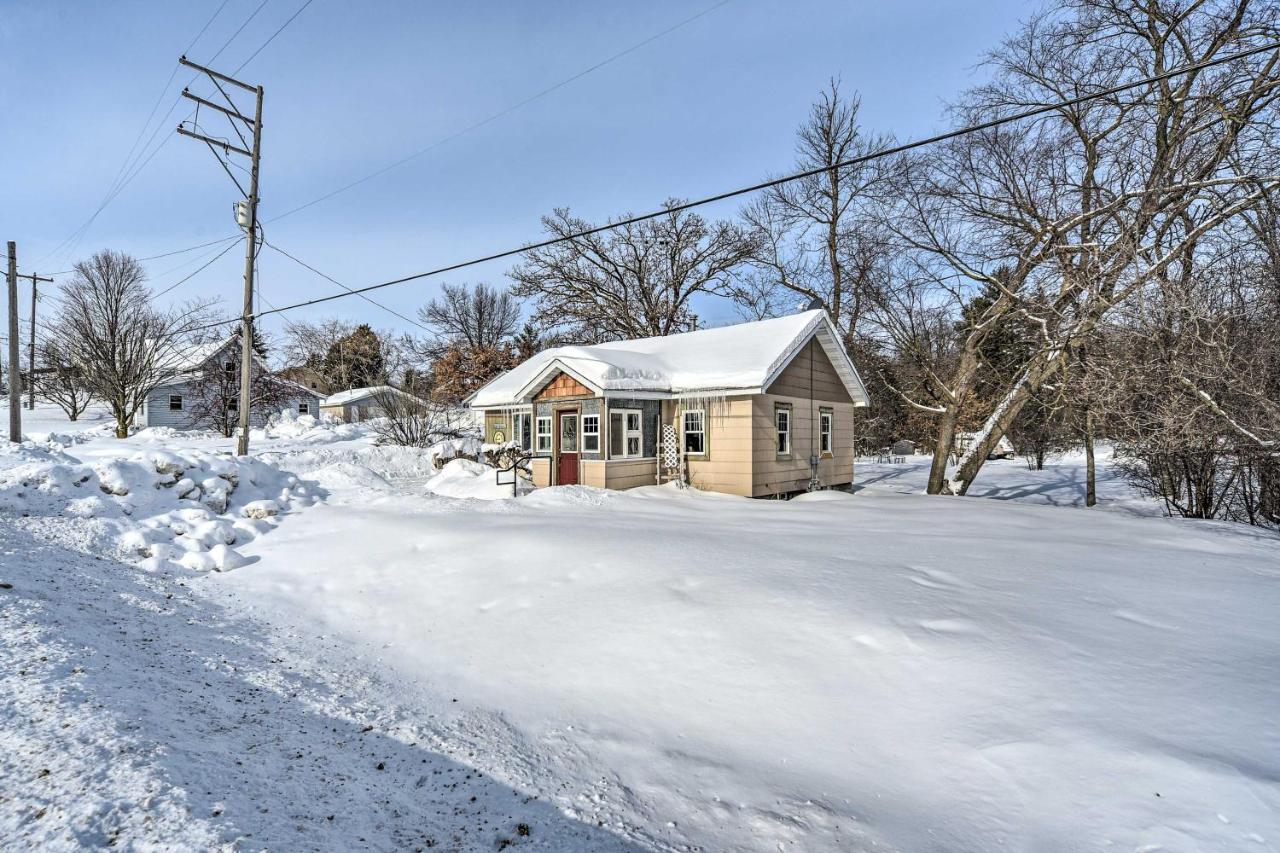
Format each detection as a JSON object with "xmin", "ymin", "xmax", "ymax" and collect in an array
[
  {"xmin": 233, "ymin": 0, "xmax": 316, "ymax": 74},
  {"xmin": 264, "ymin": 0, "xmax": 735, "ymax": 224},
  {"xmin": 42, "ymin": 0, "xmax": 728, "ymax": 278},
  {"xmin": 153, "ymin": 239, "xmax": 242, "ymax": 299},
  {"xmin": 185, "ymin": 38, "xmax": 1280, "ymax": 334},
  {"xmin": 35, "ymin": 0, "xmax": 274, "ymax": 267},
  {"xmin": 261, "ymin": 239, "xmax": 432, "ymax": 331}
]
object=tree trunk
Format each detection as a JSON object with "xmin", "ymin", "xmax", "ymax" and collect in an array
[
  {"xmin": 927, "ymin": 403, "xmax": 960, "ymax": 495},
  {"xmin": 953, "ymin": 348, "xmax": 1065, "ymax": 494},
  {"xmin": 1084, "ymin": 409, "xmax": 1097, "ymax": 507}
]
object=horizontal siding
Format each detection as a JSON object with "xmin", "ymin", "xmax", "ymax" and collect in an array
[
  {"xmin": 605, "ymin": 458, "xmax": 657, "ymax": 490},
  {"xmin": 752, "ymin": 394, "xmax": 856, "ymax": 496},
  {"xmin": 581, "ymin": 460, "xmax": 606, "ymax": 488},
  {"xmin": 767, "ymin": 339, "xmax": 854, "ymax": 404},
  {"xmin": 530, "ymin": 458, "xmax": 551, "ymax": 488},
  {"xmin": 667, "ymin": 397, "xmax": 754, "ymax": 496},
  {"xmin": 143, "ymin": 381, "xmax": 322, "ymax": 431}
]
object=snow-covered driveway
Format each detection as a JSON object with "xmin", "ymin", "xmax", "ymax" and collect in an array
[{"xmin": 0, "ymin": 520, "xmax": 641, "ymax": 851}]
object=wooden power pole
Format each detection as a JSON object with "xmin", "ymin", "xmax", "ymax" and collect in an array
[
  {"xmin": 6, "ymin": 242, "xmax": 20, "ymax": 442},
  {"xmin": 14, "ymin": 270, "xmax": 53, "ymax": 410},
  {"xmin": 176, "ymin": 55, "xmax": 264, "ymax": 456}
]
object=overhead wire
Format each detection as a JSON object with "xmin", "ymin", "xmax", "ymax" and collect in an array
[
  {"xmin": 265, "ymin": 0, "xmax": 736, "ymax": 225},
  {"xmin": 40, "ymin": 0, "xmax": 731, "ymax": 276},
  {"xmin": 182, "ymin": 37, "xmax": 1280, "ymax": 334}
]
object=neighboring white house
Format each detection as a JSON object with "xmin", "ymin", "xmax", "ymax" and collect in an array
[
  {"xmin": 139, "ymin": 337, "xmax": 322, "ymax": 430},
  {"xmin": 320, "ymin": 385, "xmax": 421, "ymax": 422}
]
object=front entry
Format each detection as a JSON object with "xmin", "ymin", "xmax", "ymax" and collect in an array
[{"xmin": 556, "ymin": 411, "xmax": 579, "ymax": 485}]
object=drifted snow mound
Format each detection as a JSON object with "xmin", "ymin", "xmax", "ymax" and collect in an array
[
  {"xmin": 0, "ymin": 448, "xmax": 320, "ymax": 572},
  {"xmin": 789, "ymin": 489, "xmax": 857, "ymax": 503},
  {"xmin": 423, "ymin": 458, "xmax": 514, "ymax": 500},
  {"xmin": 252, "ymin": 409, "xmax": 362, "ymax": 444}
]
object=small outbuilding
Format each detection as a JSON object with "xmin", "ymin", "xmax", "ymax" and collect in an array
[
  {"xmin": 469, "ymin": 310, "xmax": 870, "ymax": 497},
  {"xmin": 320, "ymin": 385, "xmax": 418, "ymax": 422}
]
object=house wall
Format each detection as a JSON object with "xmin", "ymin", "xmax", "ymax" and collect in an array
[
  {"xmin": 604, "ymin": 458, "xmax": 657, "ymax": 490},
  {"xmin": 751, "ymin": 394, "xmax": 856, "ymax": 496},
  {"xmin": 143, "ymin": 382, "xmax": 321, "ymax": 430},
  {"xmin": 530, "ymin": 457, "xmax": 551, "ymax": 488},
  {"xmin": 660, "ymin": 397, "xmax": 755, "ymax": 496}
]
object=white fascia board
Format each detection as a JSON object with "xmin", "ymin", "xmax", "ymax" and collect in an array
[{"xmin": 512, "ymin": 358, "xmax": 605, "ymax": 402}]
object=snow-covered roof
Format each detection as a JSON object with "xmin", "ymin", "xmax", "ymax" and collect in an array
[
  {"xmin": 470, "ymin": 310, "xmax": 869, "ymax": 409},
  {"xmin": 322, "ymin": 385, "xmax": 419, "ymax": 407}
]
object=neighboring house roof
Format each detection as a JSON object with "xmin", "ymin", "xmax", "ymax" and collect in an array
[
  {"xmin": 322, "ymin": 385, "xmax": 419, "ymax": 407},
  {"xmin": 470, "ymin": 310, "xmax": 870, "ymax": 409}
]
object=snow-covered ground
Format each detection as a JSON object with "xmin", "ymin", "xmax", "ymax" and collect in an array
[{"xmin": 2, "ymin": 403, "xmax": 1278, "ymax": 851}]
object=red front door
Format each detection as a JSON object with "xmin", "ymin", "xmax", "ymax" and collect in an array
[{"xmin": 556, "ymin": 411, "xmax": 579, "ymax": 485}]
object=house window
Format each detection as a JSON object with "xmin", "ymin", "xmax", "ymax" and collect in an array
[
  {"xmin": 560, "ymin": 414, "xmax": 578, "ymax": 452},
  {"xmin": 820, "ymin": 408, "xmax": 833, "ymax": 456},
  {"xmin": 775, "ymin": 405, "xmax": 791, "ymax": 455},
  {"xmin": 224, "ymin": 361, "xmax": 235, "ymax": 377},
  {"xmin": 609, "ymin": 408, "xmax": 643, "ymax": 458},
  {"xmin": 582, "ymin": 414, "xmax": 600, "ymax": 453},
  {"xmin": 299, "ymin": 402, "xmax": 310, "ymax": 415},
  {"xmin": 683, "ymin": 409, "xmax": 705, "ymax": 455},
  {"xmin": 168, "ymin": 394, "xmax": 183, "ymax": 411},
  {"xmin": 535, "ymin": 416, "xmax": 552, "ymax": 453},
  {"xmin": 228, "ymin": 398, "xmax": 238, "ymax": 412},
  {"xmin": 518, "ymin": 413, "xmax": 532, "ymax": 452}
]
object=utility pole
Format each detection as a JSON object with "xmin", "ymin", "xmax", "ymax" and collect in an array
[
  {"xmin": 176, "ymin": 55, "xmax": 264, "ymax": 456},
  {"xmin": 6, "ymin": 243, "xmax": 20, "ymax": 442},
  {"xmin": 14, "ymin": 270, "xmax": 53, "ymax": 410}
]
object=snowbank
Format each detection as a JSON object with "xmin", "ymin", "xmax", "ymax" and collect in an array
[
  {"xmin": 424, "ymin": 458, "xmax": 513, "ymax": 500},
  {"xmin": 0, "ymin": 447, "xmax": 319, "ymax": 572},
  {"xmin": 228, "ymin": 477, "xmax": 1280, "ymax": 851}
]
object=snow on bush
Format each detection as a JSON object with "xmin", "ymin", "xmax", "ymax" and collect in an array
[
  {"xmin": 0, "ymin": 447, "xmax": 319, "ymax": 572},
  {"xmin": 425, "ymin": 436, "xmax": 483, "ymax": 469}
]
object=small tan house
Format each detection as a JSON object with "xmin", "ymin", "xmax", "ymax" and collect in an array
[{"xmin": 469, "ymin": 310, "xmax": 870, "ymax": 497}]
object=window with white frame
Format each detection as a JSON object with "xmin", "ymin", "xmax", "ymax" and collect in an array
[
  {"xmin": 168, "ymin": 394, "xmax": 183, "ymax": 411},
  {"xmin": 609, "ymin": 408, "xmax": 644, "ymax": 458},
  {"xmin": 820, "ymin": 408, "xmax": 833, "ymax": 455},
  {"xmin": 775, "ymin": 405, "xmax": 791, "ymax": 455},
  {"xmin": 683, "ymin": 409, "xmax": 705, "ymax": 455},
  {"xmin": 535, "ymin": 416, "xmax": 552, "ymax": 453},
  {"xmin": 299, "ymin": 402, "xmax": 310, "ymax": 414},
  {"xmin": 582, "ymin": 414, "xmax": 600, "ymax": 453}
]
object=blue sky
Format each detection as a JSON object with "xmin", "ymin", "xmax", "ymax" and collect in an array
[{"xmin": 0, "ymin": 0, "xmax": 1029, "ymax": 341}]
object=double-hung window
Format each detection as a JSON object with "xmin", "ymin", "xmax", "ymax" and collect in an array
[
  {"xmin": 535, "ymin": 416, "xmax": 552, "ymax": 453},
  {"xmin": 775, "ymin": 405, "xmax": 791, "ymax": 455},
  {"xmin": 820, "ymin": 408, "xmax": 833, "ymax": 456},
  {"xmin": 609, "ymin": 409, "xmax": 643, "ymax": 458},
  {"xmin": 683, "ymin": 409, "xmax": 705, "ymax": 455},
  {"xmin": 299, "ymin": 402, "xmax": 310, "ymax": 414},
  {"xmin": 582, "ymin": 414, "xmax": 600, "ymax": 453},
  {"xmin": 168, "ymin": 394, "xmax": 183, "ymax": 412}
]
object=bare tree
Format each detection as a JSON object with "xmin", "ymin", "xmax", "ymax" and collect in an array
[
  {"xmin": 510, "ymin": 201, "xmax": 756, "ymax": 342},
  {"xmin": 184, "ymin": 330, "xmax": 299, "ymax": 437},
  {"xmin": 368, "ymin": 387, "xmax": 464, "ymax": 448},
  {"xmin": 733, "ymin": 81, "xmax": 896, "ymax": 335},
  {"xmin": 33, "ymin": 338, "xmax": 95, "ymax": 421},
  {"xmin": 418, "ymin": 282, "xmax": 520, "ymax": 356},
  {"xmin": 881, "ymin": 0, "xmax": 1280, "ymax": 494},
  {"xmin": 48, "ymin": 250, "xmax": 216, "ymax": 438}
]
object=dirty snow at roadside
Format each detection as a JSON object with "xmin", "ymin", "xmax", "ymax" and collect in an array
[{"xmin": 3, "ymin": 403, "xmax": 1279, "ymax": 851}]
